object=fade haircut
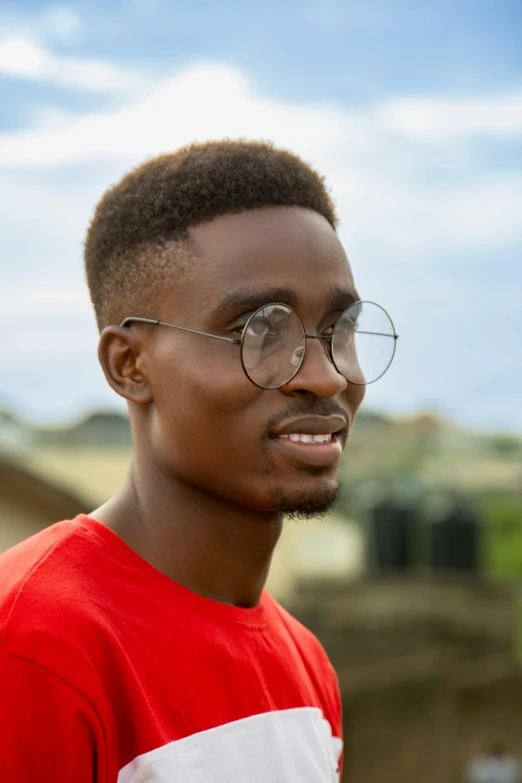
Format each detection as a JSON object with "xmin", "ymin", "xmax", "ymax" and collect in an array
[{"xmin": 84, "ymin": 140, "xmax": 338, "ymax": 331}]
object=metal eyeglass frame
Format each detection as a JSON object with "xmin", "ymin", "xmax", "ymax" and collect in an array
[{"xmin": 120, "ymin": 300, "xmax": 399, "ymax": 390}]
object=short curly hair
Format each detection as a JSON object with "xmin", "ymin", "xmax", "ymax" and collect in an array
[{"xmin": 84, "ymin": 140, "xmax": 338, "ymax": 331}]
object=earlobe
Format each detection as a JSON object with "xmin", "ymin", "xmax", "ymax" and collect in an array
[{"xmin": 97, "ymin": 326, "xmax": 153, "ymax": 405}]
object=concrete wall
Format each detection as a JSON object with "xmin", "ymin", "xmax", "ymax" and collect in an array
[
  {"xmin": 286, "ymin": 577, "xmax": 522, "ymax": 783},
  {"xmin": 0, "ymin": 496, "xmax": 50, "ymax": 551},
  {"xmin": 339, "ymin": 656, "xmax": 522, "ymax": 783}
]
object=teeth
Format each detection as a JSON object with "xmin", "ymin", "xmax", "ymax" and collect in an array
[
  {"xmin": 282, "ymin": 433, "xmax": 333, "ymax": 443},
  {"xmin": 311, "ymin": 434, "xmax": 332, "ymax": 443}
]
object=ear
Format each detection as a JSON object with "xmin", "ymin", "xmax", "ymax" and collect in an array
[{"xmin": 97, "ymin": 326, "xmax": 153, "ymax": 405}]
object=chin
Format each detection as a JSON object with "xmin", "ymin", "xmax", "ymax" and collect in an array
[{"xmin": 267, "ymin": 478, "xmax": 339, "ymax": 520}]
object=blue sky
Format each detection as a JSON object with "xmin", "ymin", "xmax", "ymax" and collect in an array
[{"xmin": 1, "ymin": 0, "xmax": 521, "ymax": 432}]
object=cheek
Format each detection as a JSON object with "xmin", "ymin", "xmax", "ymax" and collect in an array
[
  {"xmin": 148, "ymin": 340, "xmax": 267, "ymax": 478},
  {"xmin": 158, "ymin": 343, "xmax": 259, "ymax": 415},
  {"xmin": 152, "ymin": 335, "xmax": 253, "ymax": 407}
]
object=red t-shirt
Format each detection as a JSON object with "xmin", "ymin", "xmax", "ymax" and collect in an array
[{"xmin": 0, "ymin": 515, "xmax": 343, "ymax": 781}]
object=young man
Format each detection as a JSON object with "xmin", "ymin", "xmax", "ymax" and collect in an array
[{"xmin": 0, "ymin": 141, "xmax": 397, "ymax": 781}]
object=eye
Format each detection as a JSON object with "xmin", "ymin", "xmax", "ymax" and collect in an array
[
  {"xmin": 335, "ymin": 316, "xmax": 358, "ymax": 335},
  {"xmin": 247, "ymin": 316, "xmax": 270, "ymax": 337},
  {"xmin": 232, "ymin": 312, "xmax": 269, "ymax": 336},
  {"xmin": 320, "ymin": 318, "xmax": 340, "ymax": 337},
  {"xmin": 231, "ymin": 317, "xmax": 254, "ymax": 336}
]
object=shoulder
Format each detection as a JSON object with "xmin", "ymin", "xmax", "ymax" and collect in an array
[
  {"xmin": 0, "ymin": 519, "xmax": 79, "ymax": 625},
  {"xmin": 0, "ymin": 518, "xmax": 109, "ymax": 685},
  {"xmin": 267, "ymin": 593, "xmax": 343, "ymax": 740},
  {"xmin": 269, "ymin": 594, "xmax": 332, "ymax": 662},
  {"xmin": 267, "ymin": 592, "xmax": 339, "ymax": 690}
]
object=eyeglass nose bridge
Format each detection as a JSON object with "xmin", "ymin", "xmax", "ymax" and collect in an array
[{"xmin": 292, "ymin": 333, "xmax": 336, "ymax": 371}]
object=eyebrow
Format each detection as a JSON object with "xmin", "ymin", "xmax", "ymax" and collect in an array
[
  {"xmin": 216, "ymin": 287, "xmax": 360, "ymax": 317},
  {"xmin": 329, "ymin": 288, "xmax": 361, "ymax": 310}
]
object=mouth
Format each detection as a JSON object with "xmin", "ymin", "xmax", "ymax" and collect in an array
[
  {"xmin": 269, "ymin": 415, "xmax": 347, "ymax": 468},
  {"xmin": 276, "ymin": 432, "xmax": 338, "ymax": 444}
]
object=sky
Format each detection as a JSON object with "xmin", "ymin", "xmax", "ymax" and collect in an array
[{"xmin": 1, "ymin": 0, "xmax": 521, "ymax": 432}]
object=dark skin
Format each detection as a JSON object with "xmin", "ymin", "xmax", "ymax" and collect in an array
[{"xmin": 93, "ymin": 206, "xmax": 365, "ymax": 608}]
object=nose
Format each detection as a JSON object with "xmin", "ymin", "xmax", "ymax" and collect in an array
[{"xmin": 280, "ymin": 337, "xmax": 348, "ymax": 398}]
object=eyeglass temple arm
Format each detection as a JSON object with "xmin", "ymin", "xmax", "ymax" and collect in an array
[
  {"xmin": 306, "ymin": 331, "xmax": 399, "ymax": 340},
  {"xmin": 120, "ymin": 317, "xmax": 242, "ymax": 345},
  {"xmin": 357, "ymin": 330, "xmax": 399, "ymax": 339},
  {"xmin": 121, "ymin": 317, "xmax": 399, "ymax": 343}
]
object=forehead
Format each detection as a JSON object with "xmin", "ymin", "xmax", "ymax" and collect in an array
[{"xmin": 179, "ymin": 206, "xmax": 356, "ymax": 315}]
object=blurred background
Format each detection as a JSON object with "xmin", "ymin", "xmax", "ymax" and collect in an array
[{"xmin": 1, "ymin": 1, "xmax": 521, "ymax": 781}]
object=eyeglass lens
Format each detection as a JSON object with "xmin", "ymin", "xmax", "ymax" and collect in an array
[
  {"xmin": 242, "ymin": 304, "xmax": 306, "ymax": 389},
  {"xmin": 241, "ymin": 301, "xmax": 396, "ymax": 390},
  {"xmin": 331, "ymin": 301, "xmax": 396, "ymax": 386}
]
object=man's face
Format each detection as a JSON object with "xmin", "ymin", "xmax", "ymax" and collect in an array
[{"xmin": 141, "ymin": 206, "xmax": 365, "ymax": 518}]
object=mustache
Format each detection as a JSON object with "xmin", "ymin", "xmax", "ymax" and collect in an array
[{"xmin": 265, "ymin": 399, "xmax": 349, "ymax": 434}]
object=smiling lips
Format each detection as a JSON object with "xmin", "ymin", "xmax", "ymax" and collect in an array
[
  {"xmin": 271, "ymin": 414, "xmax": 347, "ymax": 439},
  {"xmin": 278, "ymin": 433, "xmax": 334, "ymax": 443},
  {"xmin": 270, "ymin": 414, "xmax": 347, "ymax": 467}
]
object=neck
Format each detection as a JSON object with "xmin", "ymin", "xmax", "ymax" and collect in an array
[{"xmin": 91, "ymin": 455, "xmax": 283, "ymax": 609}]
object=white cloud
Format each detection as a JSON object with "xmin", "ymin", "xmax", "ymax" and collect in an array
[
  {"xmin": 377, "ymin": 92, "xmax": 522, "ymax": 140},
  {"xmin": 0, "ymin": 60, "xmax": 521, "ymax": 259},
  {"xmin": 1, "ymin": 58, "xmax": 521, "ymax": 428},
  {"xmin": 0, "ymin": 35, "xmax": 143, "ymax": 92},
  {"xmin": 0, "ymin": 280, "xmax": 91, "ymax": 321},
  {"xmin": 0, "ymin": 63, "xmax": 362, "ymax": 166}
]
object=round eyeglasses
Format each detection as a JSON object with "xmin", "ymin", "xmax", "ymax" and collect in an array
[{"xmin": 120, "ymin": 300, "xmax": 398, "ymax": 391}]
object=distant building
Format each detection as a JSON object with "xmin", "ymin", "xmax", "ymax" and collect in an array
[
  {"xmin": 0, "ymin": 455, "xmax": 92, "ymax": 553},
  {"xmin": 0, "ymin": 409, "xmax": 34, "ymax": 452},
  {"xmin": 36, "ymin": 411, "xmax": 132, "ymax": 448},
  {"xmin": 267, "ymin": 513, "xmax": 364, "ymax": 600}
]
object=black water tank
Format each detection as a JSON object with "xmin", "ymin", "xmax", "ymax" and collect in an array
[
  {"xmin": 429, "ymin": 503, "xmax": 481, "ymax": 571},
  {"xmin": 367, "ymin": 499, "xmax": 416, "ymax": 572}
]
